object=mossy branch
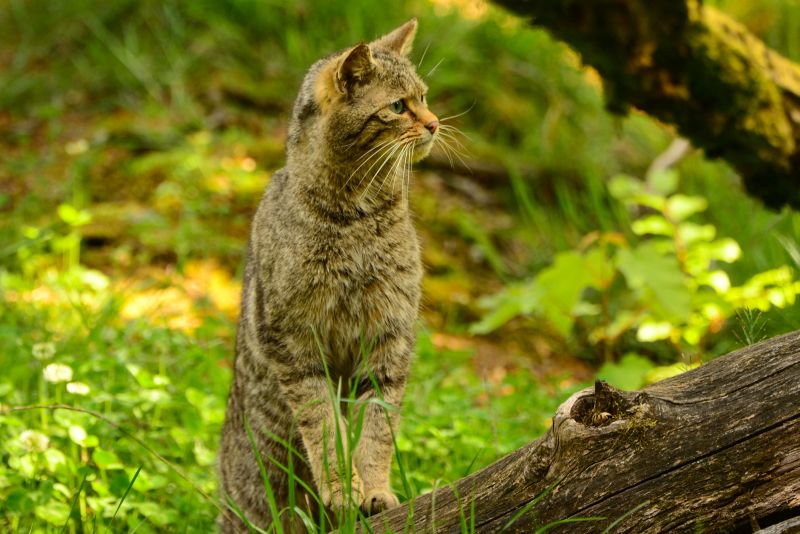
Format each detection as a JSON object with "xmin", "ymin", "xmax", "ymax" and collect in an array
[{"xmin": 492, "ymin": 0, "xmax": 800, "ymax": 208}]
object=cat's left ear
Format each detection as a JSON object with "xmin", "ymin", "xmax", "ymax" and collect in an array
[
  {"xmin": 372, "ymin": 18, "xmax": 417, "ymax": 56},
  {"xmin": 335, "ymin": 43, "xmax": 376, "ymax": 95}
]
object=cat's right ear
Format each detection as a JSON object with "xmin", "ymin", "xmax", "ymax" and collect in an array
[{"xmin": 334, "ymin": 43, "xmax": 376, "ymax": 95}]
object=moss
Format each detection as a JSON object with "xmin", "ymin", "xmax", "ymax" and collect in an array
[{"xmin": 685, "ymin": 2, "xmax": 794, "ymax": 163}]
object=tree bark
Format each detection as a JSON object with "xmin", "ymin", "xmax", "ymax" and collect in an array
[
  {"xmin": 489, "ymin": 0, "xmax": 800, "ymax": 209},
  {"xmin": 360, "ymin": 330, "xmax": 800, "ymax": 533}
]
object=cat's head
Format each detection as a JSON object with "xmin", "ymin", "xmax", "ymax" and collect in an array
[{"xmin": 288, "ymin": 19, "xmax": 438, "ymax": 193}]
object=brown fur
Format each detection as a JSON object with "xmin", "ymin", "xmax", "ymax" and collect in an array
[{"xmin": 218, "ymin": 19, "xmax": 439, "ymax": 532}]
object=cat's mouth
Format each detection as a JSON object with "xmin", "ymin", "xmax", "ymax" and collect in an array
[{"xmin": 412, "ymin": 136, "xmax": 434, "ymax": 161}]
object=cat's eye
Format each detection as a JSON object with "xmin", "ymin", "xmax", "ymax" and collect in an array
[{"xmin": 389, "ymin": 100, "xmax": 405, "ymax": 114}]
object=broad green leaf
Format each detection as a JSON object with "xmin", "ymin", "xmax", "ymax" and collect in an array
[
  {"xmin": 470, "ymin": 282, "xmax": 541, "ymax": 334},
  {"xmin": 5, "ymin": 488, "xmax": 34, "ymax": 513},
  {"xmin": 597, "ymin": 353, "xmax": 655, "ymax": 390},
  {"xmin": 678, "ymin": 222, "xmax": 716, "ymax": 244},
  {"xmin": 537, "ymin": 251, "xmax": 596, "ymax": 337},
  {"xmin": 632, "ymin": 215, "xmax": 673, "ymax": 236},
  {"xmin": 617, "ymin": 243, "xmax": 691, "ymax": 319},
  {"xmin": 700, "ymin": 270, "xmax": 731, "ymax": 294},
  {"xmin": 35, "ymin": 502, "xmax": 71, "ymax": 525},
  {"xmin": 708, "ymin": 238, "xmax": 742, "ymax": 263},
  {"xmin": 636, "ymin": 320, "xmax": 674, "ymax": 342},
  {"xmin": 647, "ymin": 169, "xmax": 679, "ymax": 196},
  {"xmin": 608, "ymin": 174, "xmax": 642, "ymax": 200},
  {"xmin": 644, "ymin": 362, "xmax": 699, "ymax": 384},
  {"xmin": 589, "ymin": 311, "xmax": 638, "ymax": 344},
  {"xmin": 583, "ymin": 246, "xmax": 616, "ymax": 289},
  {"xmin": 57, "ymin": 203, "xmax": 91, "ymax": 226},
  {"xmin": 44, "ymin": 448, "xmax": 67, "ymax": 473},
  {"xmin": 666, "ymin": 194, "xmax": 707, "ymax": 221},
  {"xmin": 631, "ymin": 192, "xmax": 667, "ymax": 211},
  {"xmin": 93, "ymin": 448, "xmax": 124, "ymax": 470}
]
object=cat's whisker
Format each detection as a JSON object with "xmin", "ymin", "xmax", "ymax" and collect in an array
[
  {"xmin": 438, "ymin": 101, "xmax": 476, "ymax": 122},
  {"xmin": 437, "ymin": 132, "xmax": 470, "ymax": 159},
  {"xmin": 345, "ymin": 139, "xmax": 398, "ymax": 185},
  {"xmin": 436, "ymin": 136, "xmax": 472, "ymax": 172},
  {"xmin": 417, "ymin": 41, "xmax": 431, "ymax": 69},
  {"xmin": 436, "ymin": 138, "xmax": 456, "ymax": 168},
  {"xmin": 353, "ymin": 137, "xmax": 396, "ymax": 164},
  {"xmin": 437, "ymin": 129, "xmax": 469, "ymax": 149},
  {"xmin": 437, "ymin": 131, "xmax": 470, "ymax": 156},
  {"xmin": 424, "ymin": 57, "xmax": 445, "ymax": 79},
  {"xmin": 359, "ymin": 141, "xmax": 406, "ymax": 200},
  {"xmin": 390, "ymin": 141, "xmax": 414, "ymax": 197},
  {"xmin": 355, "ymin": 144, "xmax": 398, "ymax": 194},
  {"xmin": 381, "ymin": 142, "xmax": 409, "ymax": 197},
  {"xmin": 344, "ymin": 140, "xmax": 399, "ymax": 192},
  {"xmin": 404, "ymin": 143, "xmax": 414, "ymax": 200},
  {"xmin": 395, "ymin": 144, "xmax": 412, "ymax": 198},
  {"xmin": 438, "ymin": 124, "xmax": 473, "ymax": 143},
  {"xmin": 394, "ymin": 142, "xmax": 409, "ymax": 200}
]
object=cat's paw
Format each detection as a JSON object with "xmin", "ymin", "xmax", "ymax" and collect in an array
[
  {"xmin": 321, "ymin": 476, "xmax": 365, "ymax": 510},
  {"xmin": 360, "ymin": 488, "xmax": 400, "ymax": 516}
]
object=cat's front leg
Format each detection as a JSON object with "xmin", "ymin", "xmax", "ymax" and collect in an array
[
  {"xmin": 277, "ymin": 367, "xmax": 365, "ymax": 510},
  {"xmin": 353, "ymin": 332, "xmax": 412, "ymax": 515}
]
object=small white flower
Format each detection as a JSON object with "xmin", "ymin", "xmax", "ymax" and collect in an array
[
  {"xmin": 66, "ymin": 382, "xmax": 90, "ymax": 395},
  {"xmin": 65, "ymin": 138, "xmax": 89, "ymax": 155},
  {"xmin": 42, "ymin": 363, "xmax": 73, "ymax": 383},
  {"xmin": 32, "ymin": 342, "xmax": 56, "ymax": 361},
  {"xmin": 19, "ymin": 430, "xmax": 49, "ymax": 452}
]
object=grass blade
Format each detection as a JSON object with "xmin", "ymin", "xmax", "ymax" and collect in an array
[
  {"xmin": 500, "ymin": 477, "xmax": 564, "ymax": 532},
  {"xmin": 108, "ymin": 465, "xmax": 142, "ymax": 531},
  {"xmin": 244, "ymin": 414, "xmax": 284, "ymax": 534},
  {"xmin": 60, "ymin": 473, "xmax": 87, "ymax": 534},
  {"xmin": 601, "ymin": 500, "xmax": 650, "ymax": 533}
]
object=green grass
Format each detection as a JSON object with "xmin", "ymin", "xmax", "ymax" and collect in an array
[
  {"xmin": 0, "ymin": 265, "xmax": 576, "ymax": 531},
  {"xmin": 2, "ymin": 0, "xmax": 800, "ymax": 531}
]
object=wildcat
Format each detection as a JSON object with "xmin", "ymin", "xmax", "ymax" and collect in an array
[{"xmin": 219, "ymin": 19, "xmax": 438, "ymax": 532}]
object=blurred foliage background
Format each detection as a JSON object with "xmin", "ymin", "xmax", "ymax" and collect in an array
[{"xmin": 2, "ymin": 0, "xmax": 800, "ymax": 531}]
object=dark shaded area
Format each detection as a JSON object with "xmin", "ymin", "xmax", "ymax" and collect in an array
[{"xmin": 493, "ymin": 0, "xmax": 800, "ymax": 209}]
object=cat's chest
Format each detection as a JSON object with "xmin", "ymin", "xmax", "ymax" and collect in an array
[
  {"xmin": 306, "ymin": 221, "xmax": 417, "ymax": 291},
  {"xmin": 284, "ymin": 217, "xmax": 419, "ymax": 315}
]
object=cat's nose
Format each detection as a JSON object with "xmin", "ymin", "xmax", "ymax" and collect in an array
[{"xmin": 425, "ymin": 120, "xmax": 439, "ymax": 134}]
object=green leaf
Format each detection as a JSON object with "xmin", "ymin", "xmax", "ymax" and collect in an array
[
  {"xmin": 677, "ymin": 222, "xmax": 716, "ymax": 244},
  {"xmin": 537, "ymin": 251, "xmax": 596, "ymax": 337},
  {"xmin": 5, "ymin": 488, "xmax": 34, "ymax": 513},
  {"xmin": 632, "ymin": 215, "xmax": 673, "ymax": 236},
  {"xmin": 636, "ymin": 320, "xmax": 674, "ymax": 342},
  {"xmin": 666, "ymin": 194, "xmax": 707, "ymax": 221},
  {"xmin": 35, "ymin": 502, "xmax": 71, "ymax": 525},
  {"xmin": 707, "ymin": 238, "xmax": 741, "ymax": 263},
  {"xmin": 617, "ymin": 242, "xmax": 691, "ymax": 319},
  {"xmin": 608, "ymin": 174, "xmax": 642, "ymax": 200},
  {"xmin": 57, "ymin": 204, "xmax": 91, "ymax": 226},
  {"xmin": 647, "ymin": 169, "xmax": 679, "ymax": 196},
  {"xmin": 470, "ymin": 282, "xmax": 541, "ymax": 334},
  {"xmin": 93, "ymin": 448, "xmax": 124, "ymax": 470},
  {"xmin": 644, "ymin": 362, "xmax": 699, "ymax": 384},
  {"xmin": 597, "ymin": 353, "xmax": 655, "ymax": 390},
  {"xmin": 44, "ymin": 448, "xmax": 67, "ymax": 473},
  {"xmin": 68, "ymin": 425, "xmax": 99, "ymax": 448}
]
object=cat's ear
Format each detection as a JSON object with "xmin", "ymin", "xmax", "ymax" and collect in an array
[
  {"xmin": 373, "ymin": 18, "xmax": 417, "ymax": 56},
  {"xmin": 334, "ymin": 43, "xmax": 376, "ymax": 95}
]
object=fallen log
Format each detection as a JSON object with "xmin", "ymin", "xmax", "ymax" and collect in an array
[
  {"xmin": 490, "ymin": 0, "xmax": 800, "ymax": 209},
  {"xmin": 361, "ymin": 330, "xmax": 800, "ymax": 533}
]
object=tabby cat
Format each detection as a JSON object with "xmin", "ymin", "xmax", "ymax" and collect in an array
[{"xmin": 219, "ymin": 19, "xmax": 438, "ymax": 531}]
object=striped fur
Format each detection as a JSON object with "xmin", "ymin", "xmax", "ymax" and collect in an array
[{"xmin": 219, "ymin": 19, "xmax": 438, "ymax": 532}]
